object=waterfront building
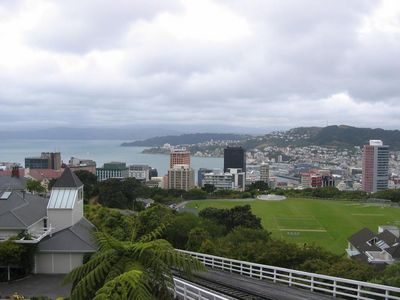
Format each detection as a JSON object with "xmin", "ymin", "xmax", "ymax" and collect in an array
[
  {"xmin": 224, "ymin": 147, "xmax": 246, "ymax": 172},
  {"xmin": 68, "ymin": 157, "xmax": 96, "ymax": 174},
  {"xmin": 167, "ymin": 164, "xmax": 194, "ymax": 191},
  {"xmin": 198, "ymin": 168, "xmax": 213, "ymax": 187},
  {"xmin": 25, "ymin": 152, "xmax": 61, "ymax": 170},
  {"xmin": 149, "ymin": 168, "xmax": 158, "ymax": 179},
  {"xmin": 128, "ymin": 164, "xmax": 150, "ymax": 182},
  {"xmin": 170, "ymin": 148, "xmax": 191, "ymax": 168},
  {"xmin": 202, "ymin": 170, "xmax": 234, "ymax": 190},
  {"xmin": 96, "ymin": 162, "xmax": 128, "ymax": 181},
  {"xmin": 145, "ymin": 176, "xmax": 165, "ymax": 189},
  {"xmin": 362, "ymin": 140, "xmax": 389, "ymax": 193},
  {"xmin": 203, "ymin": 168, "xmax": 245, "ymax": 191}
]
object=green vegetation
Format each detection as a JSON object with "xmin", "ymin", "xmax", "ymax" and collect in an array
[
  {"xmin": 65, "ymin": 225, "xmax": 204, "ymax": 299},
  {"xmin": 186, "ymin": 198, "xmax": 400, "ymax": 254},
  {"xmin": 0, "ymin": 241, "xmax": 35, "ymax": 281},
  {"xmin": 83, "ymin": 204, "xmax": 382, "ymax": 284},
  {"xmin": 26, "ymin": 179, "xmax": 45, "ymax": 194}
]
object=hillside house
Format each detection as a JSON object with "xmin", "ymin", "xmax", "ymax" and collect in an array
[{"xmin": 0, "ymin": 168, "xmax": 96, "ymax": 274}]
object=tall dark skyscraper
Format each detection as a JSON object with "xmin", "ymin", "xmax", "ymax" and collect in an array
[{"xmin": 224, "ymin": 146, "xmax": 246, "ymax": 172}]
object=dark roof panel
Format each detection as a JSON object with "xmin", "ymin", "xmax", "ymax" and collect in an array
[
  {"xmin": 0, "ymin": 192, "xmax": 48, "ymax": 228},
  {"xmin": 377, "ymin": 230, "xmax": 399, "ymax": 246},
  {"xmin": 348, "ymin": 227, "xmax": 381, "ymax": 252},
  {"xmin": 0, "ymin": 176, "xmax": 26, "ymax": 190},
  {"xmin": 37, "ymin": 218, "xmax": 96, "ymax": 252},
  {"xmin": 53, "ymin": 167, "xmax": 83, "ymax": 188},
  {"xmin": 0, "ymin": 212, "xmax": 26, "ymax": 229},
  {"xmin": 387, "ymin": 245, "xmax": 400, "ymax": 258}
]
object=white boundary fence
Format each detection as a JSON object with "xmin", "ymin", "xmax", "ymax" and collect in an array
[
  {"xmin": 178, "ymin": 250, "xmax": 400, "ymax": 300},
  {"xmin": 173, "ymin": 277, "xmax": 231, "ymax": 300}
]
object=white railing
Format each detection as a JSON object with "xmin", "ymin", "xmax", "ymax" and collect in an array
[
  {"xmin": 173, "ymin": 277, "xmax": 231, "ymax": 300},
  {"xmin": 178, "ymin": 250, "xmax": 400, "ymax": 300}
]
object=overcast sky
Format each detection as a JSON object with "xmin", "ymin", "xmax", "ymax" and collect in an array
[{"xmin": 1, "ymin": 0, "xmax": 400, "ymax": 131}]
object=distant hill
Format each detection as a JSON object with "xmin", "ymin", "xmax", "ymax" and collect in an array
[
  {"xmin": 245, "ymin": 125, "xmax": 400, "ymax": 150},
  {"xmin": 309, "ymin": 125, "xmax": 400, "ymax": 149},
  {"xmin": 121, "ymin": 133, "xmax": 251, "ymax": 147}
]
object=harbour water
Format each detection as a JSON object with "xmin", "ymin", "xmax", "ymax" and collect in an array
[{"xmin": 0, "ymin": 139, "xmax": 223, "ymax": 178}]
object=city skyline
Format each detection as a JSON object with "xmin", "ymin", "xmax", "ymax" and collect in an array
[{"xmin": 0, "ymin": 1, "xmax": 400, "ymax": 130}]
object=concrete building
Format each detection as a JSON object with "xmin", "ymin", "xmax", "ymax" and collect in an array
[
  {"xmin": 25, "ymin": 152, "xmax": 61, "ymax": 170},
  {"xmin": 202, "ymin": 168, "xmax": 245, "ymax": 191},
  {"xmin": 96, "ymin": 162, "xmax": 128, "ymax": 181},
  {"xmin": 167, "ymin": 164, "xmax": 194, "ymax": 191},
  {"xmin": 128, "ymin": 164, "xmax": 150, "ymax": 182},
  {"xmin": 68, "ymin": 157, "xmax": 96, "ymax": 174},
  {"xmin": 145, "ymin": 176, "xmax": 165, "ymax": 189},
  {"xmin": 170, "ymin": 148, "xmax": 191, "ymax": 168},
  {"xmin": 198, "ymin": 168, "xmax": 213, "ymax": 187},
  {"xmin": 202, "ymin": 170, "xmax": 234, "ymax": 190},
  {"xmin": 229, "ymin": 168, "xmax": 246, "ymax": 191},
  {"xmin": 362, "ymin": 140, "xmax": 389, "ymax": 193},
  {"xmin": 0, "ymin": 168, "xmax": 96, "ymax": 274},
  {"xmin": 224, "ymin": 147, "xmax": 246, "ymax": 172},
  {"xmin": 260, "ymin": 163, "xmax": 269, "ymax": 183}
]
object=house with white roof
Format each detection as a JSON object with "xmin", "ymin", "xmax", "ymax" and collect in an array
[{"xmin": 0, "ymin": 168, "xmax": 96, "ymax": 274}]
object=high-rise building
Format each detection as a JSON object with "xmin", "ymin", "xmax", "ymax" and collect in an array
[
  {"xmin": 224, "ymin": 147, "xmax": 246, "ymax": 172},
  {"xmin": 362, "ymin": 140, "xmax": 389, "ymax": 193},
  {"xmin": 167, "ymin": 164, "xmax": 195, "ymax": 191},
  {"xmin": 170, "ymin": 148, "xmax": 191, "ymax": 168},
  {"xmin": 260, "ymin": 163, "xmax": 269, "ymax": 183}
]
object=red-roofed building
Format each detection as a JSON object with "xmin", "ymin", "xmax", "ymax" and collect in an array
[{"xmin": 25, "ymin": 168, "xmax": 64, "ymax": 191}]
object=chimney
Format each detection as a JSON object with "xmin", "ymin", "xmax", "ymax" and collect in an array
[{"xmin": 11, "ymin": 166, "xmax": 20, "ymax": 178}]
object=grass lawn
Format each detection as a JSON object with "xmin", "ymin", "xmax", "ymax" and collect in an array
[{"xmin": 186, "ymin": 198, "xmax": 400, "ymax": 254}]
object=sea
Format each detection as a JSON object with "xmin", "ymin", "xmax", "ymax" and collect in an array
[{"xmin": 0, "ymin": 139, "xmax": 223, "ymax": 179}]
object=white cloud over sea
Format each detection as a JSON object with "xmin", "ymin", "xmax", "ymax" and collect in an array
[{"xmin": 0, "ymin": 0, "xmax": 400, "ymax": 130}]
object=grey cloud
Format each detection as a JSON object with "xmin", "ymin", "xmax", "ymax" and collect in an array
[
  {"xmin": 0, "ymin": 0, "xmax": 399, "ymax": 130},
  {"xmin": 26, "ymin": 0, "xmax": 182, "ymax": 53}
]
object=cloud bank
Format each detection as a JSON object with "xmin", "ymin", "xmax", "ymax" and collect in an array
[{"xmin": 0, "ymin": 0, "xmax": 399, "ymax": 130}]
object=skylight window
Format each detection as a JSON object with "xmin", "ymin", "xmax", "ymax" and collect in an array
[{"xmin": 0, "ymin": 191, "xmax": 11, "ymax": 200}]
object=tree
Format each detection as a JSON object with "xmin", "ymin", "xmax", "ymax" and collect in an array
[
  {"xmin": 64, "ymin": 226, "xmax": 205, "ymax": 299},
  {"xmin": 373, "ymin": 262, "xmax": 400, "ymax": 287},
  {"xmin": 183, "ymin": 189, "xmax": 207, "ymax": 200},
  {"xmin": 0, "ymin": 241, "xmax": 35, "ymax": 281},
  {"xmin": 164, "ymin": 212, "xmax": 200, "ymax": 249},
  {"xmin": 199, "ymin": 205, "xmax": 262, "ymax": 232},
  {"xmin": 186, "ymin": 227, "xmax": 211, "ymax": 251},
  {"xmin": 85, "ymin": 204, "xmax": 134, "ymax": 241},
  {"xmin": 26, "ymin": 179, "xmax": 45, "ymax": 194},
  {"xmin": 201, "ymin": 184, "xmax": 216, "ymax": 194},
  {"xmin": 247, "ymin": 181, "xmax": 269, "ymax": 192},
  {"xmin": 74, "ymin": 170, "xmax": 98, "ymax": 200},
  {"xmin": 135, "ymin": 204, "xmax": 175, "ymax": 237}
]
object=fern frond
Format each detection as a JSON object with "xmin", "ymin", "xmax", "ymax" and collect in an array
[
  {"xmin": 94, "ymin": 270, "xmax": 152, "ymax": 300},
  {"xmin": 95, "ymin": 231, "xmax": 124, "ymax": 251},
  {"xmin": 139, "ymin": 223, "xmax": 167, "ymax": 243},
  {"xmin": 64, "ymin": 250, "xmax": 115, "ymax": 285},
  {"xmin": 69, "ymin": 253, "xmax": 118, "ymax": 300}
]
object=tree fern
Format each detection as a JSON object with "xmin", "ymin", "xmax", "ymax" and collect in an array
[{"xmin": 66, "ymin": 225, "xmax": 206, "ymax": 300}]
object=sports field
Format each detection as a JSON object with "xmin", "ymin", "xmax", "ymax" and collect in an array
[{"xmin": 186, "ymin": 199, "xmax": 400, "ymax": 254}]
